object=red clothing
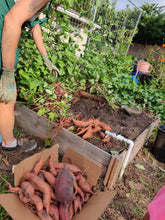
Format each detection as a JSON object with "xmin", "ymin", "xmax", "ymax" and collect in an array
[{"xmin": 147, "ymin": 185, "xmax": 165, "ymax": 220}]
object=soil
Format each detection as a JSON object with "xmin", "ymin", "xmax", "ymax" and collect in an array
[
  {"xmin": 70, "ymin": 98, "xmax": 154, "ymax": 153},
  {"xmin": 1, "ymin": 96, "xmax": 165, "ymax": 220}
]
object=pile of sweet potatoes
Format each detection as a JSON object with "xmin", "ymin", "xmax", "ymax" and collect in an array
[
  {"xmin": 72, "ymin": 118, "xmax": 111, "ymax": 143},
  {"xmin": 1, "ymin": 154, "xmax": 95, "ymax": 220}
]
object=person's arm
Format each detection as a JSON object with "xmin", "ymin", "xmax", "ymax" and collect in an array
[
  {"xmin": 30, "ymin": 23, "xmax": 60, "ymax": 77},
  {"xmin": 0, "ymin": 0, "xmax": 50, "ymax": 103},
  {"xmin": 30, "ymin": 23, "xmax": 47, "ymax": 55},
  {"xmin": 2, "ymin": 0, "xmax": 49, "ymax": 69}
]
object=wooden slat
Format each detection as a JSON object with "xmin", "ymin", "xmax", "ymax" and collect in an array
[
  {"xmin": 107, "ymin": 153, "xmax": 126, "ymax": 189},
  {"xmin": 103, "ymin": 156, "xmax": 116, "ymax": 186},
  {"xmin": 107, "ymin": 156, "xmax": 121, "ymax": 189},
  {"xmin": 128, "ymin": 117, "xmax": 159, "ymax": 164}
]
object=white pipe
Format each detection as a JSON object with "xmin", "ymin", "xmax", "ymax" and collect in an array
[{"xmin": 104, "ymin": 130, "xmax": 134, "ymax": 178}]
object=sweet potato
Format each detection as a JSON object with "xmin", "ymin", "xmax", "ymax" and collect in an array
[
  {"xmin": 72, "ymin": 119, "xmax": 93, "ymax": 127},
  {"xmin": 50, "ymin": 187, "xmax": 57, "ymax": 201},
  {"xmin": 49, "ymin": 204, "xmax": 59, "ymax": 220},
  {"xmin": 24, "ymin": 172, "xmax": 51, "ymax": 214},
  {"xmin": 76, "ymin": 126, "xmax": 90, "ymax": 136},
  {"xmin": 76, "ymin": 195, "xmax": 82, "ymax": 213},
  {"xmin": 19, "ymin": 191, "xmax": 29, "ymax": 204},
  {"xmin": 38, "ymin": 171, "xmax": 45, "ymax": 181},
  {"xmin": 54, "ymin": 163, "xmax": 81, "ymax": 174},
  {"xmin": 49, "ymin": 154, "xmax": 57, "ymax": 176},
  {"xmin": 69, "ymin": 202, "xmax": 74, "ymax": 220},
  {"xmin": 40, "ymin": 170, "xmax": 56, "ymax": 189},
  {"xmin": 21, "ymin": 181, "xmax": 34, "ymax": 199},
  {"xmin": 59, "ymin": 203, "xmax": 70, "ymax": 220},
  {"xmin": 78, "ymin": 175, "xmax": 95, "ymax": 195},
  {"xmin": 98, "ymin": 121, "xmax": 111, "ymax": 131},
  {"xmin": 55, "ymin": 168, "xmax": 75, "ymax": 205},
  {"xmin": 33, "ymin": 155, "xmax": 44, "ymax": 175},
  {"xmin": 82, "ymin": 125, "xmax": 93, "ymax": 139},
  {"xmin": 73, "ymin": 197, "xmax": 79, "ymax": 213},
  {"xmin": 76, "ymin": 186, "xmax": 84, "ymax": 202},
  {"xmin": 98, "ymin": 130, "xmax": 105, "ymax": 139},
  {"xmin": 84, "ymin": 193, "xmax": 90, "ymax": 202},
  {"xmin": 30, "ymin": 194, "xmax": 44, "ymax": 211},
  {"xmin": 37, "ymin": 209, "xmax": 54, "ymax": 220}
]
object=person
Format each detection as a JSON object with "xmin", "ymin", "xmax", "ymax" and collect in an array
[
  {"xmin": 0, "ymin": 0, "xmax": 60, "ymax": 152},
  {"xmin": 142, "ymin": 185, "xmax": 165, "ymax": 220}
]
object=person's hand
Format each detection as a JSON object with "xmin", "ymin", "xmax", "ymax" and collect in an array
[
  {"xmin": 42, "ymin": 53, "xmax": 61, "ymax": 78},
  {"xmin": 0, "ymin": 68, "xmax": 16, "ymax": 103}
]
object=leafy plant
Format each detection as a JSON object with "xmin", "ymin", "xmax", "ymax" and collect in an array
[
  {"xmin": 133, "ymin": 3, "xmax": 165, "ymax": 45},
  {"xmin": 15, "ymin": 0, "xmax": 165, "ymax": 123}
]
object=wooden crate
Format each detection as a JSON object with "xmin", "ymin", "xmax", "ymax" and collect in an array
[{"xmin": 14, "ymin": 103, "xmax": 159, "ymax": 189}]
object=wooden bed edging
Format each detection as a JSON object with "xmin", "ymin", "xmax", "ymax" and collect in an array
[{"xmin": 15, "ymin": 103, "xmax": 160, "ymax": 186}]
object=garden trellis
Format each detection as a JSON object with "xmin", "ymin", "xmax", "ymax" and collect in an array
[{"xmin": 55, "ymin": 0, "xmax": 142, "ymax": 56}]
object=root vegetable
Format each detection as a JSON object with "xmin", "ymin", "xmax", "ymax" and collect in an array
[
  {"xmin": 49, "ymin": 204, "xmax": 59, "ymax": 220},
  {"xmin": 99, "ymin": 130, "xmax": 105, "ymax": 139},
  {"xmin": 73, "ymin": 118, "xmax": 111, "ymax": 143},
  {"xmin": 50, "ymin": 187, "xmax": 57, "ymax": 201},
  {"xmin": 21, "ymin": 181, "xmax": 34, "ymax": 199},
  {"xmin": 49, "ymin": 154, "xmax": 57, "ymax": 176},
  {"xmin": 54, "ymin": 163, "xmax": 81, "ymax": 174},
  {"xmin": 76, "ymin": 186, "xmax": 84, "ymax": 202},
  {"xmin": 72, "ymin": 119, "xmax": 93, "ymax": 127},
  {"xmin": 37, "ymin": 210, "xmax": 54, "ymax": 220},
  {"xmin": 92, "ymin": 125, "xmax": 102, "ymax": 133},
  {"xmin": 55, "ymin": 168, "xmax": 75, "ymax": 205},
  {"xmin": 69, "ymin": 202, "xmax": 74, "ymax": 220},
  {"xmin": 59, "ymin": 203, "xmax": 69, "ymax": 220},
  {"xmin": 78, "ymin": 175, "xmax": 95, "ymax": 195},
  {"xmin": 19, "ymin": 191, "xmax": 29, "ymax": 204},
  {"xmin": 84, "ymin": 193, "xmax": 90, "ymax": 202},
  {"xmin": 24, "ymin": 172, "xmax": 51, "ymax": 214},
  {"xmin": 82, "ymin": 125, "xmax": 93, "ymax": 139},
  {"xmin": 30, "ymin": 194, "xmax": 44, "ymax": 211},
  {"xmin": 76, "ymin": 196, "xmax": 82, "ymax": 213},
  {"xmin": 98, "ymin": 121, "xmax": 111, "ymax": 131},
  {"xmin": 40, "ymin": 170, "xmax": 56, "ymax": 189},
  {"xmin": 38, "ymin": 171, "xmax": 45, "ymax": 181},
  {"xmin": 33, "ymin": 155, "xmax": 44, "ymax": 175},
  {"xmin": 73, "ymin": 197, "xmax": 79, "ymax": 213}
]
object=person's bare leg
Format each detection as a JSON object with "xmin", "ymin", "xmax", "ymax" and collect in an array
[
  {"xmin": 0, "ymin": 100, "xmax": 16, "ymax": 146},
  {"xmin": 1, "ymin": 0, "xmax": 49, "ymax": 146}
]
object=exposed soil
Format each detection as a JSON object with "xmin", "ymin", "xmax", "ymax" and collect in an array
[{"xmin": 70, "ymin": 98, "xmax": 154, "ymax": 153}]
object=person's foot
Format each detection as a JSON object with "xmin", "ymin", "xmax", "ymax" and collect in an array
[{"xmin": 1, "ymin": 140, "xmax": 37, "ymax": 153}]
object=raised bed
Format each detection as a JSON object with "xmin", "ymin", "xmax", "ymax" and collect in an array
[{"xmin": 14, "ymin": 103, "xmax": 159, "ymax": 189}]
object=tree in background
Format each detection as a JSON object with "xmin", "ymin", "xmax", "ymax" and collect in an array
[{"xmin": 133, "ymin": 3, "xmax": 165, "ymax": 45}]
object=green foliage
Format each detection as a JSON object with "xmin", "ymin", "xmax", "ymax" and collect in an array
[
  {"xmin": 15, "ymin": 0, "xmax": 165, "ymax": 124},
  {"xmin": 133, "ymin": 3, "xmax": 165, "ymax": 45}
]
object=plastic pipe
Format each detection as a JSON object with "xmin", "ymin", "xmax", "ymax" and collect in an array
[
  {"xmin": 0, "ymin": 133, "xmax": 2, "ymax": 143},
  {"xmin": 103, "ymin": 130, "xmax": 134, "ymax": 178}
]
